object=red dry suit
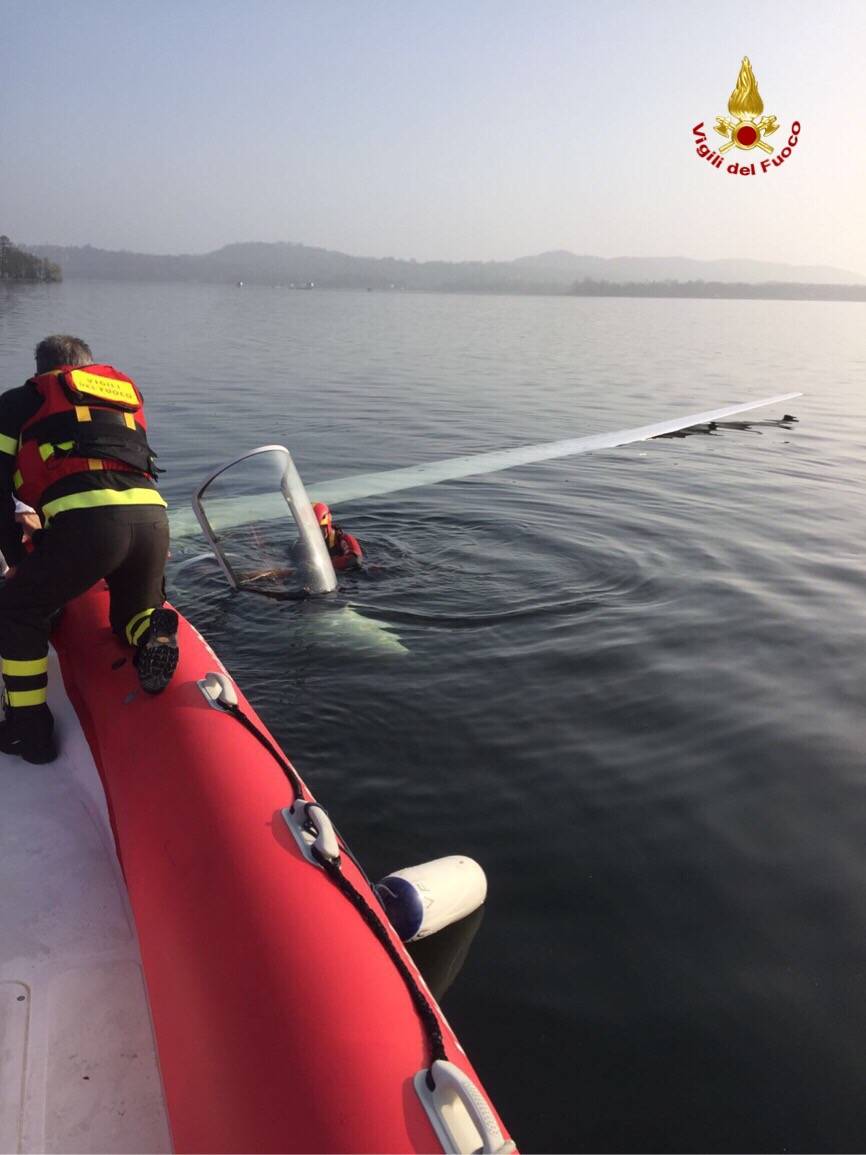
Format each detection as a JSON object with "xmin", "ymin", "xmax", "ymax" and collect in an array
[{"xmin": 329, "ymin": 527, "xmax": 363, "ymax": 571}]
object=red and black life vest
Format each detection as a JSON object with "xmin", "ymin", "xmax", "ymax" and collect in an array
[
  {"xmin": 329, "ymin": 527, "xmax": 363, "ymax": 571},
  {"xmin": 14, "ymin": 364, "xmax": 158, "ymax": 509}
]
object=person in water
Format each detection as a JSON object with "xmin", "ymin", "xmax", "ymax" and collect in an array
[
  {"xmin": 312, "ymin": 502, "xmax": 362, "ymax": 571},
  {"xmin": 0, "ymin": 335, "xmax": 179, "ymax": 764}
]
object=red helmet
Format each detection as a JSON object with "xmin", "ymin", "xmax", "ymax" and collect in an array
[{"xmin": 312, "ymin": 502, "xmax": 332, "ymax": 533}]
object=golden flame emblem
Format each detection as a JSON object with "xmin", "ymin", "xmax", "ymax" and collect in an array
[{"xmin": 714, "ymin": 58, "xmax": 779, "ymax": 153}]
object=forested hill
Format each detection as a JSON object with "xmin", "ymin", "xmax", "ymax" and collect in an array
[
  {"xmin": 0, "ymin": 235, "xmax": 61, "ymax": 282},
  {"xmin": 24, "ymin": 240, "xmax": 866, "ymax": 294}
]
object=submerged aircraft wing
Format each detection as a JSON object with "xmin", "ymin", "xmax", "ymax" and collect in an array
[
  {"xmin": 168, "ymin": 393, "xmax": 801, "ymax": 542},
  {"xmin": 308, "ymin": 392, "xmax": 802, "ymax": 507}
]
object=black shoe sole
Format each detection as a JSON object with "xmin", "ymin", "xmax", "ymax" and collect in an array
[
  {"xmin": 137, "ymin": 608, "xmax": 180, "ymax": 694},
  {"xmin": 0, "ymin": 735, "xmax": 59, "ymax": 764},
  {"xmin": 0, "ymin": 706, "xmax": 57, "ymax": 763}
]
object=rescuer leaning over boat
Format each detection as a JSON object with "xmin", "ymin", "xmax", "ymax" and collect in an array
[{"xmin": 0, "ymin": 335, "xmax": 179, "ymax": 764}]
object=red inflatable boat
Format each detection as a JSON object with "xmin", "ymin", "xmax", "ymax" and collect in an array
[{"xmin": 44, "ymin": 583, "xmax": 512, "ymax": 1154}]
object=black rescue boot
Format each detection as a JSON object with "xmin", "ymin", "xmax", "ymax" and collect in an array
[
  {"xmin": 0, "ymin": 703, "xmax": 58, "ymax": 764},
  {"xmin": 135, "ymin": 607, "xmax": 179, "ymax": 694}
]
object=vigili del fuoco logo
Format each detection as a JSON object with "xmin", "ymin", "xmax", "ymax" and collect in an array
[{"xmin": 692, "ymin": 57, "xmax": 801, "ymax": 175}]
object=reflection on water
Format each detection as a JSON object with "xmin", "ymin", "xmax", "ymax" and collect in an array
[{"xmin": 408, "ymin": 907, "xmax": 485, "ymax": 1003}]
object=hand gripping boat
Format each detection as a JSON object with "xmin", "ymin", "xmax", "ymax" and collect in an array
[{"xmin": 1, "ymin": 586, "xmax": 513, "ymax": 1154}]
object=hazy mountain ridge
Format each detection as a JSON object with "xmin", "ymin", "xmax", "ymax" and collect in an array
[
  {"xmin": 513, "ymin": 250, "xmax": 866, "ymax": 284},
  {"xmin": 27, "ymin": 240, "xmax": 866, "ymax": 289}
]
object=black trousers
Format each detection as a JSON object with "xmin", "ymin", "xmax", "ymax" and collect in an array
[{"xmin": 0, "ymin": 506, "xmax": 170, "ymax": 709}]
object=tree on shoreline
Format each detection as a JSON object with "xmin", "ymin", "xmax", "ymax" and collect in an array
[{"xmin": 0, "ymin": 235, "xmax": 62, "ymax": 282}]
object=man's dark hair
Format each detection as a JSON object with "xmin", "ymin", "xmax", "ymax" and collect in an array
[{"xmin": 34, "ymin": 334, "xmax": 93, "ymax": 374}]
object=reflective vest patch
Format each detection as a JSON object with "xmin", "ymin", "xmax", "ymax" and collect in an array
[
  {"xmin": 64, "ymin": 367, "xmax": 141, "ymax": 410},
  {"xmin": 14, "ymin": 364, "xmax": 158, "ymax": 509}
]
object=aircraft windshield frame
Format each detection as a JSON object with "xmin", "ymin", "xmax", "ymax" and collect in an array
[{"xmin": 192, "ymin": 444, "xmax": 337, "ymax": 596}]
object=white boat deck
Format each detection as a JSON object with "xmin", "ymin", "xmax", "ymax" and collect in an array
[{"xmin": 0, "ymin": 650, "xmax": 171, "ymax": 1154}]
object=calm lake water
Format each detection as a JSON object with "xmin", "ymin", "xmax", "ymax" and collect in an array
[{"xmin": 2, "ymin": 281, "xmax": 865, "ymax": 1153}]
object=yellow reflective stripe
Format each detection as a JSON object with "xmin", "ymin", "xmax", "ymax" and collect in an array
[
  {"xmin": 0, "ymin": 432, "xmax": 17, "ymax": 455},
  {"xmin": 126, "ymin": 608, "xmax": 155, "ymax": 645},
  {"xmin": 74, "ymin": 405, "xmax": 91, "ymax": 422},
  {"xmin": 88, "ymin": 459, "xmax": 104, "ymax": 471},
  {"xmin": 42, "ymin": 487, "xmax": 167, "ymax": 521},
  {"xmin": 2, "ymin": 656, "xmax": 49, "ymax": 677},
  {"xmin": 13, "ymin": 470, "xmax": 23, "ymax": 490},
  {"xmin": 7, "ymin": 688, "xmax": 48, "ymax": 707},
  {"xmin": 40, "ymin": 440, "xmax": 75, "ymax": 461},
  {"xmin": 131, "ymin": 619, "xmax": 153, "ymax": 644},
  {"xmin": 123, "ymin": 412, "xmax": 136, "ymax": 429}
]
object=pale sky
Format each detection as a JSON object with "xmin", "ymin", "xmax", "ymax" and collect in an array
[{"xmin": 3, "ymin": 0, "xmax": 865, "ymax": 274}]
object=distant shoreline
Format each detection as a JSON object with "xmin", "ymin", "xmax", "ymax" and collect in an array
[
  {"xmin": 569, "ymin": 280, "xmax": 866, "ymax": 302},
  {"xmin": 23, "ymin": 241, "xmax": 866, "ymax": 299},
  {"xmin": 7, "ymin": 277, "xmax": 865, "ymax": 303}
]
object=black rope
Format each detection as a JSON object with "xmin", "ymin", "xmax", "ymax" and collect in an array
[
  {"xmin": 216, "ymin": 697, "xmax": 448, "ymax": 1075},
  {"xmin": 220, "ymin": 698, "xmax": 373, "ymax": 885},
  {"xmin": 221, "ymin": 702, "xmax": 305, "ymax": 798},
  {"xmin": 314, "ymin": 846, "xmax": 448, "ymax": 1077},
  {"xmin": 237, "ymin": 585, "xmax": 313, "ymax": 602}
]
